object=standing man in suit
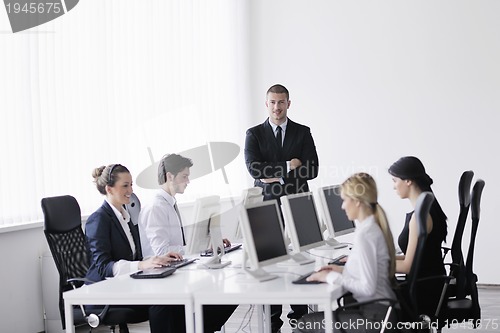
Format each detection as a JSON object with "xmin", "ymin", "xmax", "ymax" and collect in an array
[{"xmin": 244, "ymin": 84, "xmax": 319, "ymax": 332}]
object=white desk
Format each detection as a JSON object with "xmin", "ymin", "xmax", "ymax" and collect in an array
[
  {"xmin": 192, "ymin": 261, "xmax": 344, "ymax": 333},
  {"xmin": 63, "ymin": 266, "xmax": 237, "ymax": 333},
  {"xmin": 63, "ymin": 249, "xmax": 345, "ymax": 333}
]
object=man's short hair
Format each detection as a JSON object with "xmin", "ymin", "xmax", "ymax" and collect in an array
[
  {"xmin": 266, "ymin": 84, "xmax": 289, "ymax": 100},
  {"xmin": 158, "ymin": 153, "xmax": 193, "ymax": 185}
]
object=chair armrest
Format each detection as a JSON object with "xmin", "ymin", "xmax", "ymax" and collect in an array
[
  {"xmin": 397, "ymin": 274, "xmax": 454, "ymax": 319},
  {"xmin": 66, "ymin": 277, "xmax": 111, "ymax": 326},
  {"xmin": 336, "ymin": 291, "xmax": 353, "ymax": 307},
  {"xmin": 417, "ymin": 275, "xmax": 454, "ymax": 284},
  {"xmin": 67, "ymin": 277, "xmax": 96, "ymax": 285},
  {"xmin": 334, "ymin": 298, "xmax": 398, "ymax": 333},
  {"xmin": 336, "ymin": 298, "xmax": 398, "ymax": 311},
  {"xmin": 443, "ymin": 263, "xmax": 459, "ymax": 269}
]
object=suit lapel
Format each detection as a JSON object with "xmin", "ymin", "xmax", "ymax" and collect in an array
[
  {"xmin": 102, "ymin": 202, "xmax": 133, "ymax": 255},
  {"xmin": 282, "ymin": 119, "xmax": 296, "ymax": 156}
]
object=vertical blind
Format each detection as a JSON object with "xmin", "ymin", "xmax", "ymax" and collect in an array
[{"xmin": 0, "ymin": 0, "xmax": 251, "ymax": 226}]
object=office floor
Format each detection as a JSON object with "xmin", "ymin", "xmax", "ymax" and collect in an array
[{"xmin": 76, "ymin": 286, "xmax": 500, "ymax": 333}]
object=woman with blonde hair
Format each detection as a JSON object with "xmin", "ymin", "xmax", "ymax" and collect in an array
[{"xmin": 295, "ymin": 173, "xmax": 396, "ymax": 333}]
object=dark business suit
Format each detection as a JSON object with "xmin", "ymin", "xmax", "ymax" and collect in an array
[
  {"xmin": 85, "ymin": 201, "xmax": 185, "ymax": 333},
  {"xmin": 244, "ymin": 118, "xmax": 319, "ymax": 330},
  {"xmin": 245, "ymin": 118, "xmax": 319, "ymax": 201}
]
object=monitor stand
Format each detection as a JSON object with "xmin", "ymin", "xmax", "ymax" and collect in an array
[
  {"xmin": 201, "ymin": 254, "xmax": 231, "ymax": 269},
  {"xmin": 201, "ymin": 222, "xmax": 231, "ymax": 269},
  {"xmin": 243, "ymin": 267, "xmax": 278, "ymax": 282},
  {"xmin": 277, "ymin": 253, "xmax": 314, "ymax": 266},
  {"xmin": 314, "ymin": 237, "xmax": 349, "ymax": 250},
  {"xmin": 239, "ymin": 250, "xmax": 278, "ymax": 282}
]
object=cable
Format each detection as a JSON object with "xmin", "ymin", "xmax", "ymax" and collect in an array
[
  {"xmin": 235, "ymin": 304, "xmax": 254, "ymax": 333},
  {"xmin": 304, "ymin": 251, "xmax": 336, "ymax": 261}
]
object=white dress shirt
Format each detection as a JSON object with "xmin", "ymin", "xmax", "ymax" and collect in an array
[
  {"xmin": 326, "ymin": 215, "xmax": 396, "ymax": 303},
  {"xmin": 105, "ymin": 198, "xmax": 140, "ymax": 276},
  {"xmin": 139, "ymin": 189, "xmax": 185, "ymax": 257}
]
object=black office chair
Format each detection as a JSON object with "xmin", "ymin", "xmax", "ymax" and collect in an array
[
  {"xmin": 441, "ymin": 170, "xmax": 474, "ymax": 299},
  {"xmin": 395, "ymin": 192, "xmax": 455, "ymax": 333},
  {"xmin": 41, "ymin": 195, "xmax": 147, "ymax": 333},
  {"xmin": 438, "ymin": 179, "xmax": 484, "ymax": 328},
  {"xmin": 126, "ymin": 192, "xmax": 141, "ymax": 225}
]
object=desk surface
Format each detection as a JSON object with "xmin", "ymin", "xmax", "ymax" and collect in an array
[{"xmin": 63, "ymin": 248, "xmax": 347, "ymax": 333}]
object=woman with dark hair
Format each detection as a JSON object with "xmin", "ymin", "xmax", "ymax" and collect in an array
[
  {"xmin": 86, "ymin": 164, "xmax": 186, "ymax": 333},
  {"xmin": 388, "ymin": 156, "xmax": 447, "ymax": 316}
]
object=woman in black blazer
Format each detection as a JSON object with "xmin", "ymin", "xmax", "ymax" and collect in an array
[{"xmin": 85, "ymin": 164, "xmax": 185, "ymax": 333}]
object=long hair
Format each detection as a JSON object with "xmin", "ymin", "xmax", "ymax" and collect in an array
[
  {"xmin": 341, "ymin": 172, "xmax": 396, "ymax": 278},
  {"xmin": 388, "ymin": 156, "xmax": 447, "ymax": 242}
]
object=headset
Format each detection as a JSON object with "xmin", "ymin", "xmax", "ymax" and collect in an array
[{"xmin": 107, "ymin": 163, "xmax": 119, "ymax": 185}]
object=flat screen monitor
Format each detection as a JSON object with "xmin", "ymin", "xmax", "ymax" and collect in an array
[
  {"xmin": 239, "ymin": 199, "xmax": 291, "ymax": 281},
  {"xmin": 234, "ymin": 187, "xmax": 264, "ymax": 240},
  {"xmin": 317, "ymin": 185, "xmax": 355, "ymax": 247},
  {"xmin": 186, "ymin": 195, "xmax": 230, "ymax": 268},
  {"xmin": 281, "ymin": 192, "xmax": 324, "ymax": 264}
]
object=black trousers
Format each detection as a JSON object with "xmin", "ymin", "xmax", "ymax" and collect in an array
[{"xmin": 158, "ymin": 304, "xmax": 238, "ymax": 333}]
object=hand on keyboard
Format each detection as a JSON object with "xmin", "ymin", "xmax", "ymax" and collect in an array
[{"xmin": 292, "ymin": 272, "xmax": 323, "ymax": 284}]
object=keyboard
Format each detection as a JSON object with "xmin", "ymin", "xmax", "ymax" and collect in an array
[
  {"xmin": 130, "ymin": 266, "xmax": 176, "ymax": 279},
  {"xmin": 169, "ymin": 258, "xmax": 198, "ymax": 269},
  {"xmin": 200, "ymin": 243, "xmax": 242, "ymax": 257},
  {"xmin": 328, "ymin": 254, "xmax": 348, "ymax": 266},
  {"xmin": 292, "ymin": 272, "xmax": 322, "ymax": 284}
]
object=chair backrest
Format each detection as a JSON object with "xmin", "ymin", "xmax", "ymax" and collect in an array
[
  {"xmin": 450, "ymin": 170, "xmax": 474, "ymax": 298},
  {"xmin": 41, "ymin": 195, "xmax": 89, "ymax": 329},
  {"xmin": 126, "ymin": 192, "xmax": 141, "ymax": 225},
  {"xmin": 465, "ymin": 180, "xmax": 485, "ymax": 298},
  {"xmin": 407, "ymin": 192, "xmax": 435, "ymax": 315}
]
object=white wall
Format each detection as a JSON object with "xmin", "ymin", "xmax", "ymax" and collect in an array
[
  {"xmin": 248, "ymin": 0, "xmax": 500, "ymax": 284},
  {"xmin": 0, "ymin": 227, "xmax": 46, "ymax": 332}
]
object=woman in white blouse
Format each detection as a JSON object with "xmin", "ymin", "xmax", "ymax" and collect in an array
[{"xmin": 295, "ymin": 173, "xmax": 397, "ymax": 333}]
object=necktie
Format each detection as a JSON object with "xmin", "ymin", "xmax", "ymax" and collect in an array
[
  {"xmin": 276, "ymin": 125, "xmax": 283, "ymax": 148},
  {"xmin": 174, "ymin": 203, "xmax": 187, "ymax": 246}
]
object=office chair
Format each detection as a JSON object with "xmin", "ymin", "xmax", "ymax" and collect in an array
[
  {"xmin": 394, "ymin": 192, "xmax": 455, "ymax": 333},
  {"xmin": 126, "ymin": 192, "xmax": 141, "ymax": 225},
  {"xmin": 441, "ymin": 170, "xmax": 474, "ymax": 300},
  {"xmin": 438, "ymin": 179, "xmax": 484, "ymax": 328},
  {"xmin": 41, "ymin": 195, "xmax": 147, "ymax": 333}
]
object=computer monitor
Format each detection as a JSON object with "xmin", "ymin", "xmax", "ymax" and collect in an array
[
  {"xmin": 239, "ymin": 200, "xmax": 291, "ymax": 281},
  {"xmin": 185, "ymin": 195, "xmax": 230, "ymax": 268},
  {"xmin": 317, "ymin": 185, "xmax": 355, "ymax": 247},
  {"xmin": 281, "ymin": 192, "xmax": 324, "ymax": 264},
  {"xmin": 234, "ymin": 187, "xmax": 264, "ymax": 240}
]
